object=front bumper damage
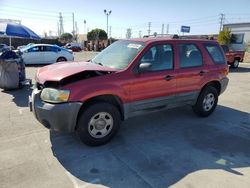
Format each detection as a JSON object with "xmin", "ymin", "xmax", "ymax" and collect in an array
[{"xmin": 30, "ymin": 88, "xmax": 82, "ymax": 132}]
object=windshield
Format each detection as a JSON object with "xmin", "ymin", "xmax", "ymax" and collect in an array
[
  {"xmin": 20, "ymin": 44, "xmax": 34, "ymax": 52},
  {"xmin": 92, "ymin": 40, "xmax": 144, "ymax": 70}
]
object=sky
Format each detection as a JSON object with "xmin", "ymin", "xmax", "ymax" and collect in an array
[{"xmin": 0, "ymin": 0, "xmax": 250, "ymax": 38}]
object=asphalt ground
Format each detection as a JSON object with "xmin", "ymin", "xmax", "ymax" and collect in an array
[{"xmin": 0, "ymin": 52, "xmax": 250, "ymax": 188}]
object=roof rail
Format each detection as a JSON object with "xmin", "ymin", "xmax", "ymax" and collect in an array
[{"xmin": 143, "ymin": 34, "xmax": 179, "ymax": 39}]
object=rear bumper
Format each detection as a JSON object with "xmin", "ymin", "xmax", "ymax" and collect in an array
[
  {"xmin": 30, "ymin": 88, "xmax": 82, "ymax": 132},
  {"xmin": 220, "ymin": 77, "xmax": 229, "ymax": 94}
]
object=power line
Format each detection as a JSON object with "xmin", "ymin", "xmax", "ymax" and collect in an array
[{"xmin": 1, "ymin": 5, "xmax": 72, "ymax": 14}]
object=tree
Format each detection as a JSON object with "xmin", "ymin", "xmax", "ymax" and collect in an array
[
  {"xmin": 126, "ymin": 28, "xmax": 132, "ymax": 39},
  {"xmin": 217, "ymin": 27, "xmax": 231, "ymax": 45},
  {"xmin": 59, "ymin": 33, "xmax": 73, "ymax": 43},
  {"xmin": 87, "ymin": 29, "xmax": 107, "ymax": 41}
]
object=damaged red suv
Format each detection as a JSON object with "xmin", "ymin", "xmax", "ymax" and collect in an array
[{"xmin": 30, "ymin": 37, "xmax": 229, "ymax": 146}]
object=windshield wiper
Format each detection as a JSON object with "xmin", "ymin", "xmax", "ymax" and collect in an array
[
  {"xmin": 97, "ymin": 62, "xmax": 103, "ymax": 66},
  {"xmin": 89, "ymin": 59, "xmax": 103, "ymax": 66}
]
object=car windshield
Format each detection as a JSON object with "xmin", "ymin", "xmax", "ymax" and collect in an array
[
  {"xmin": 20, "ymin": 44, "xmax": 34, "ymax": 52},
  {"xmin": 92, "ymin": 40, "xmax": 144, "ymax": 70}
]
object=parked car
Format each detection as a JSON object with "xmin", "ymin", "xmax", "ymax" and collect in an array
[
  {"xmin": 66, "ymin": 46, "xmax": 82, "ymax": 52},
  {"xmin": 64, "ymin": 43, "xmax": 82, "ymax": 52},
  {"xmin": 0, "ymin": 43, "xmax": 10, "ymax": 53},
  {"xmin": 20, "ymin": 44, "xmax": 74, "ymax": 65},
  {"xmin": 30, "ymin": 38, "xmax": 229, "ymax": 146},
  {"xmin": 221, "ymin": 45, "xmax": 245, "ymax": 68}
]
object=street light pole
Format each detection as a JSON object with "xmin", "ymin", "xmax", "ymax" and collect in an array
[{"xmin": 104, "ymin": 9, "xmax": 112, "ymax": 41}]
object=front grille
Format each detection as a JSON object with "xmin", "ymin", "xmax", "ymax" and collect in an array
[{"xmin": 35, "ymin": 82, "xmax": 44, "ymax": 90}]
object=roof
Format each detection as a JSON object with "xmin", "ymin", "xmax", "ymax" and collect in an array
[
  {"xmin": 31, "ymin": 44, "xmax": 57, "ymax": 47},
  {"xmin": 223, "ymin": 22, "xmax": 250, "ymax": 27},
  {"xmin": 124, "ymin": 37, "xmax": 215, "ymax": 44}
]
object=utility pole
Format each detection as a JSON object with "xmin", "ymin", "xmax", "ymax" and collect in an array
[
  {"xmin": 57, "ymin": 22, "xmax": 59, "ymax": 36},
  {"xmin": 166, "ymin": 24, "xmax": 169, "ymax": 34},
  {"xmin": 75, "ymin": 21, "xmax": 78, "ymax": 41},
  {"xmin": 161, "ymin": 24, "xmax": 164, "ymax": 36},
  {"xmin": 104, "ymin": 9, "xmax": 112, "ymax": 39},
  {"xmin": 219, "ymin": 13, "xmax": 225, "ymax": 32},
  {"xmin": 84, "ymin": 19, "xmax": 86, "ymax": 34},
  {"xmin": 72, "ymin": 13, "xmax": 75, "ymax": 39},
  {"xmin": 126, "ymin": 28, "xmax": 132, "ymax": 39},
  {"xmin": 148, "ymin": 22, "xmax": 151, "ymax": 35},
  {"xmin": 139, "ymin": 30, "xmax": 142, "ymax": 38},
  {"xmin": 59, "ymin": 12, "xmax": 64, "ymax": 36},
  {"xmin": 109, "ymin": 26, "xmax": 111, "ymax": 38}
]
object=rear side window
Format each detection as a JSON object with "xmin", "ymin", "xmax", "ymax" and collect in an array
[
  {"xmin": 178, "ymin": 44, "xmax": 202, "ymax": 68},
  {"xmin": 205, "ymin": 44, "xmax": 225, "ymax": 64}
]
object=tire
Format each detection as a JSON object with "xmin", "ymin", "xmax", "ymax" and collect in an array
[
  {"xmin": 231, "ymin": 59, "xmax": 239, "ymax": 68},
  {"xmin": 193, "ymin": 86, "xmax": 218, "ymax": 117},
  {"xmin": 77, "ymin": 102, "xmax": 121, "ymax": 146},
  {"xmin": 56, "ymin": 57, "xmax": 67, "ymax": 62}
]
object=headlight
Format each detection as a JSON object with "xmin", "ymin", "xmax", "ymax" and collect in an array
[{"xmin": 40, "ymin": 88, "xmax": 70, "ymax": 103}]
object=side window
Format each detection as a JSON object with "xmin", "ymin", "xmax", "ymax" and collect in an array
[
  {"xmin": 140, "ymin": 44, "xmax": 173, "ymax": 71},
  {"xmin": 178, "ymin": 44, "xmax": 202, "ymax": 68},
  {"xmin": 205, "ymin": 44, "xmax": 225, "ymax": 64},
  {"xmin": 231, "ymin": 33, "xmax": 244, "ymax": 44},
  {"xmin": 50, "ymin": 47, "xmax": 59, "ymax": 52},
  {"xmin": 43, "ymin": 46, "xmax": 53, "ymax": 52},
  {"xmin": 28, "ymin": 46, "xmax": 40, "ymax": 53}
]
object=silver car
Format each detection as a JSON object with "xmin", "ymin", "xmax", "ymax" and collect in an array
[{"xmin": 20, "ymin": 44, "xmax": 74, "ymax": 64}]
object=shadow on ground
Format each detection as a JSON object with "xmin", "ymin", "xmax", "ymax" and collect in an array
[
  {"xmin": 2, "ymin": 85, "xmax": 33, "ymax": 107},
  {"xmin": 229, "ymin": 66, "xmax": 250, "ymax": 73},
  {"xmin": 50, "ymin": 105, "xmax": 250, "ymax": 188}
]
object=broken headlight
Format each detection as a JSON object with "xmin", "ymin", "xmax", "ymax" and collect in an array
[{"xmin": 40, "ymin": 88, "xmax": 70, "ymax": 103}]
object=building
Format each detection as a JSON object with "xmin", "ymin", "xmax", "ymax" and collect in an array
[{"xmin": 223, "ymin": 22, "xmax": 250, "ymax": 51}]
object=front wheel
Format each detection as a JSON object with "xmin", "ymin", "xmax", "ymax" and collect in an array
[
  {"xmin": 193, "ymin": 86, "xmax": 218, "ymax": 117},
  {"xmin": 231, "ymin": 59, "xmax": 239, "ymax": 68},
  {"xmin": 56, "ymin": 57, "xmax": 67, "ymax": 62},
  {"xmin": 77, "ymin": 102, "xmax": 121, "ymax": 146}
]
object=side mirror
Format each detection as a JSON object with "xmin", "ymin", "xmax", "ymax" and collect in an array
[{"xmin": 138, "ymin": 62, "xmax": 152, "ymax": 73}]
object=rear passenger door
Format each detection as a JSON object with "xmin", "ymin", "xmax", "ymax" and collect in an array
[
  {"xmin": 41, "ymin": 46, "xmax": 57, "ymax": 64},
  {"xmin": 175, "ymin": 43, "xmax": 206, "ymax": 104}
]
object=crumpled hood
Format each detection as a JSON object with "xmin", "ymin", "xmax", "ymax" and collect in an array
[{"xmin": 35, "ymin": 61, "xmax": 117, "ymax": 84}]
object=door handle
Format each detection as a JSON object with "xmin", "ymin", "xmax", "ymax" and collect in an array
[
  {"xmin": 199, "ymin": 70, "xmax": 207, "ymax": 76},
  {"xmin": 165, "ymin": 75, "xmax": 174, "ymax": 81}
]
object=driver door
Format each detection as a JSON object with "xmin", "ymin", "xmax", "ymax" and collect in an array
[
  {"xmin": 128, "ymin": 43, "xmax": 177, "ymax": 114},
  {"xmin": 22, "ymin": 46, "xmax": 43, "ymax": 64}
]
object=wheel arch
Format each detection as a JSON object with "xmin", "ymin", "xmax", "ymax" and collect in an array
[
  {"xmin": 75, "ymin": 94, "xmax": 124, "ymax": 130},
  {"xmin": 57, "ymin": 56, "xmax": 67, "ymax": 62},
  {"xmin": 234, "ymin": 56, "xmax": 241, "ymax": 62},
  {"xmin": 200, "ymin": 80, "xmax": 221, "ymax": 96}
]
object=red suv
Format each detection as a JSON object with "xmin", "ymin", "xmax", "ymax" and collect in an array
[{"xmin": 30, "ymin": 37, "xmax": 229, "ymax": 146}]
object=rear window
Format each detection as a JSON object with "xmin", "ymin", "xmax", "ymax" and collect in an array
[{"xmin": 205, "ymin": 44, "xmax": 225, "ymax": 64}]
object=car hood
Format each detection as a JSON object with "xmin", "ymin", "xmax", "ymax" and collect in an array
[{"xmin": 35, "ymin": 61, "xmax": 117, "ymax": 84}]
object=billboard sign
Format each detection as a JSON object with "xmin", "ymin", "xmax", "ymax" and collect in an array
[{"xmin": 181, "ymin": 25, "xmax": 190, "ymax": 33}]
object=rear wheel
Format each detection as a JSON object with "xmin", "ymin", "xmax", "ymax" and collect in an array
[
  {"xmin": 77, "ymin": 102, "xmax": 121, "ymax": 146},
  {"xmin": 56, "ymin": 57, "xmax": 67, "ymax": 62},
  {"xmin": 193, "ymin": 86, "xmax": 218, "ymax": 117},
  {"xmin": 231, "ymin": 59, "xmax": 239, "ymax": 68}
]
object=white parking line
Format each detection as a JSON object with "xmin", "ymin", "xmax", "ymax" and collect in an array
[
  {"xmin": 18, "ymin": 109, "xmax": 23, "ymax": 115},
  {"xmin": 65, "ymin": 171, "xmax": 101, "ymax": 188}
]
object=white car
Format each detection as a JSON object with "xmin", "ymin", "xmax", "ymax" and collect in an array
[
  {"xmin": 20, "ymin": 44, "xmax": 74, "ymax": 64},
  {"xmin": 0, "ymin": 43, "xmax": 11, "ymax": 53}
]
